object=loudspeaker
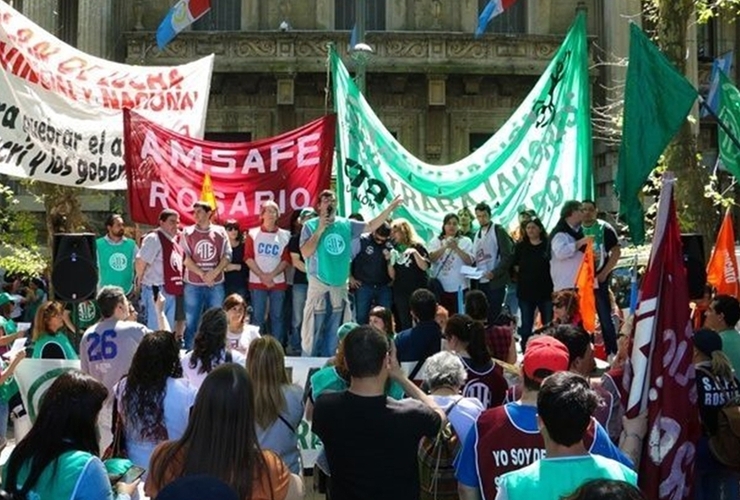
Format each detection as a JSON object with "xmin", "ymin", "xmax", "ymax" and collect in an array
[
  {"xmin": 51, "ymin": 233, "xmax": 98, "ymax": 302},
  {"xmin": 680, "ymin": 233, "xmax": 706, "ymax": 300}
]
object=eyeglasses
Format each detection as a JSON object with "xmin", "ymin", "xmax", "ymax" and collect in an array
[
  {"xmin": 553, "ymin": 302, "xmax": 565, "ymax": 308},
  {"xmin": 225, "ymin": 226, "xmax": 240, "ymax": 232}
]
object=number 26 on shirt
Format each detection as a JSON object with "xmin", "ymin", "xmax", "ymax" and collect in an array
[{"xmin": 87, "ymin": 329, "xmax": 118, "ymax": 361}]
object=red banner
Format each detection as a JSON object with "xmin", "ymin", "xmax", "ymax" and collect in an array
[
  {"xmin": 124, "ymin": 109, "xmax": 335, "ymax": 228},
  {"xmin": 625, "ymin": 177, "xmax": 700, "ymax": 500}
]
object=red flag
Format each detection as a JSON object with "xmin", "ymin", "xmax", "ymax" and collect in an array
[
  {"xmin": 624, "ymin": 175, "xmax": 701, "ymax": 499},
  {"xmin": 575, "ymin": 239, "xmax": 597, "ymax": 332},
  {"xmin": 706, "ymin": 209, "xmax": 739, "ymax": 298}
]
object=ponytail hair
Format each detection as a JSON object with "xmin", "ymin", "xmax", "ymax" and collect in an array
[
  {"xmin": 445, "ymin": 314, "xmax": 491, "ymax": 366},
  {"xmin": 711, "ymin": 350, "xmax": 735, "ymax": 381}
]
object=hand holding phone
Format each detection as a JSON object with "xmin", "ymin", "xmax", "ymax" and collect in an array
[{"xmin": 118, "ymin": 465, "xmax": 146, "ymax": 484}]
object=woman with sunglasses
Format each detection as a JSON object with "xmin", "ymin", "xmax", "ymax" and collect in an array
[{"xmin": 223, "ymin": 219, "xmax": 249, "ymax": 303}]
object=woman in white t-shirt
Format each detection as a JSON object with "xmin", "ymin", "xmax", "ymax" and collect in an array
[
  {"xmin": 116, "ymin": 330, "xmax": 196, "ymax": 469},
  {"xmin": 181, "ymin": 308, "xmax": 246, "ymax": 391},
  {"xmin": 428, "ymin": 213, "xmax": 475, "ymax": 315},
  {"xmin": 246, "ymin": 336, "xmax": 304, "ymax": 474},
  {"xmin": 223, "ymin": 294, "xmax": 261, "ymax": 357}
]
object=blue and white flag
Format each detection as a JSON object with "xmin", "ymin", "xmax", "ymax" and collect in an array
[
  {"xmin": 475, "ymin": 0, "xmax": 517, "ymax": 38},
  {"xmin": 156, "ymin": 0, "xmax": 211, "ymax": 50},
  {"xmin": 702, "ymin": 50, "xmax": 733, "ymax": 117}
]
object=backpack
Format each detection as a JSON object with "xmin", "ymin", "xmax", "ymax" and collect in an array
[{"xmin": 418, "ymin": 398, "xmax": 463, "ymax": 500}]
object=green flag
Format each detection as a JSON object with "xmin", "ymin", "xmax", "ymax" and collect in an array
[
  {"xmin": 332, "ymin": 13, "xmax": 592, "ymax": 240},
  {"xmin": 615, "ymin": 24, "xmax": 697, "ymax": 245},
  {"xmin": 718, "ymin": 71, "xmax": 740, "ymax": 178}
]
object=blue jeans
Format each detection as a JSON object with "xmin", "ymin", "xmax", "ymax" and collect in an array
[
  {"xmin": 518, "ymin": 299, "xmax": 553, "ymax": 350},
  {"xmin": 695, "ymin": 437, "xmax": 740, "ymax": 500},
  {"xmin": 479, "ymin": 282, "xmax": 507, "ymax": 324},
  {"xmin": 250, "ymin": 288, "xmax": 286, "ymax": 344},
  {"xmin": 291, "ymin": 284, "xmax": 308, "ymax": 354},
  {"xmin": 0, "ymin": 400, "xmax": 8, "ymax": 441},
  {"xmin": 141, "ymin": 285, "xmax": 177, "ymax": 331},
  {"xmin": 183, "ymin": 283, "xmax": 226, "ymax": 350},
  {"xmin": 504, "ymin": 282, "xmax": 519, "ymax": 317},
  {"xmin": 595, "ymin": 282, "xmax": 618, "ymax": 355},
  {"xmin": 311, "ymin": 291, "xmax": 345, "ymax": 357},
  {"xmin": 354, "ymin": 283, "xmax": 392, "ymax": 325}
]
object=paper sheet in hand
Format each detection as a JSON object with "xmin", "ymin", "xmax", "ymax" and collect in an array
[{"xmin": 460, "ymin": 266, "xmax": 485, "ymax": 279}]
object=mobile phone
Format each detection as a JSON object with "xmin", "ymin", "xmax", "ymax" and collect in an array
[
  {"xmin": 152, "ymin": 285, "xmax": 160, "ymax": 300},
  {"xmin": 326, "ymin": 205, "xmax": 334, "ymax": 217},
  {"xmin": 118, "ymin": 465, "xmax": 146, "ymax": 484}
]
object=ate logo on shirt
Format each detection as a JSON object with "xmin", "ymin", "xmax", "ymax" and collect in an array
[
  {"xmin": 194, "ymin": 240, "xmax": 217, "ymax": 261},
  {"xmin": 108, "ymin": 252, "xmax": 128, "ymax": 271},
  {"xmin": 78, "ymin": 301, "xmax": 97, "ymax": 322},
  {"xmin": 324, "ymin": 234, "xmax": 346, "ymax": 256}
]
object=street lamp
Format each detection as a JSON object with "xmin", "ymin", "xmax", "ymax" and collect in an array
[{"xmin": 350, "ymin": 0, "xmax": 373, "ymax": 94}]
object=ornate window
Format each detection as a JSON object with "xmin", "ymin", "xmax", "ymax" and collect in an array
[
  {"xmin": 335, "ymin": 0, "xmax": 386, "ymax": 31},
  {"xmin": 477, "ymin": 0, "xmax": 526, "ymax": 34}
]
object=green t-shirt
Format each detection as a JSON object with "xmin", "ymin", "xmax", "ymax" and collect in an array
[
  {"xmin": 7, "ymin": 450, "xmax": 94, "ymax": 500},
  {"xmin": 720, "ymin": 328, "xmax": 740, "ymax": 377},
  {"xmin": 499, "ymin": 455, "xmax": 637, "ymax": 500},
  {"xmin": 0, "ymin": 316, "xmax": 17, "ymax": 336},
  {"xmin": 310, "ymin": 366, "xmax": 405, "ymax": 401},
  {"xmin": 32, "ymin": 333, "xmax": 79, "ymax": 360},
  {"xmin": 96, "ymin": 237, "xmax": 137, "ymax": 294},
  {"xmin": 304, "ymin": 218, "xmax": 353, "ymax": 287}
]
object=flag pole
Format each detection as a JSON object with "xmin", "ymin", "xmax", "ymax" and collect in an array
[{"xmin": 698, "ymin": 95, "xmax": 740, "ymax": 155}]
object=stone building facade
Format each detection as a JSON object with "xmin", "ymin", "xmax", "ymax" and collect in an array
[{"xmin": 4, "ymin": 0, "xmax": 736, "ymax": 217}]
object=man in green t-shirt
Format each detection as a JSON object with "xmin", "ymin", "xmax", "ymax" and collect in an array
[
  {"xmin": 96, "ymin": 214, "xmax": 138, "ymax": 295},
  {"xmin": 497, "ymin": 372, "xmax": 637, "ymax": 500},
  {"xmin": 299, "ymin": 190, "xmax": 402, "ymax": 357},
  {"xmin": 705, "ymin": 294, "xmax": 740, "ymax": 377}
]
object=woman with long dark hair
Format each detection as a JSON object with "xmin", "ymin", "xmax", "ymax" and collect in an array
[
  {"xmin": 514, "ymin": 217, "xmax": 553, "ymax": 349},
  {"xmin": 181, "ymin": 308, "xmax": 246, "ymax": 390},
  {"xmin": 444, "ymin": 314, "xmax": 507, "ymax": 409},
  {"xmin": 246, "ymin": 336, "xmax": 304, "ymax": 474},
  {"xmin": 117, "ymin": 330, "xmax": 196, "ymax": 469},
  {"xmin": 145, "ymin": 364, "xmax": 303, "ymax": 500},
  {"xmin": 223, "ymin": 219, "xmax": 249, "ymax": 302},
  {"xmin": 428, "ymin": 213, "xmax": 474, "ymax": 315},
  {"xmin": 4, "ymin": 371, "xmax": 138, "ymax": 499}
]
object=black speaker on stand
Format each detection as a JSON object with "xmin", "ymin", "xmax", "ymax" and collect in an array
[
  {"xmin": 680, "ymin": 233, "xmax": 707, "ymax": 301},
  {"xmin": 51, "ymin": 234, "xmax": 99, "ymax": 342}
]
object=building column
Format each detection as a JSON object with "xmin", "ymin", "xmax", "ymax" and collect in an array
[
  {"xmin": 77, "ymin": 0, "xmax": 112, "ymax": 57},
  {"xmin": 686, "ymin": 11, "xmax": 700, "ymax": 135},
  {"xmin": 526, "ymin": 0, "xmax": 551, "ymax": 35},
  {"xmin": 602, "ymin": 0, "xmax": 641, "ymax": 101},
  {"xmin": 242, "ymin": 0, "xmax": 259, "ymax": 30},
  {"xmin": 387, "ymin": 0, "xmax": 405, "ymax": 31},
  {"xmin": 23, "ymin": 0, "xmax": 58, "ymax": 32},
  {"xmin": 315, "ymin": 0, "xmax": 333, "ymax": 30}
]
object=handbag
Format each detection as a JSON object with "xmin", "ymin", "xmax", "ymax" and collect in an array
[{"xmin": 103, "ymin": 388, "xmax": 127, "ymax": 460}]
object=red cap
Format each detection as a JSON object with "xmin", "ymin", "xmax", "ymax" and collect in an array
[{"xmin": 523, "ymin": 335, "xmax": 570, "ymax": 382}]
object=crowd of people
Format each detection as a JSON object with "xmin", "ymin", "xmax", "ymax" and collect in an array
[{"xmin": 0, "ymin": 191, "xmax": 736, "ymax": 500}]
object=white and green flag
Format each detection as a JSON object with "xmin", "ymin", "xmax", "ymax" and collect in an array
[
  {"xmin": 332, "ymin": 13, "xmax": 593, "ymax": 240},
  {"xmin": 718, "ymin": 71, "xmax": 740, "ymax": 179}
]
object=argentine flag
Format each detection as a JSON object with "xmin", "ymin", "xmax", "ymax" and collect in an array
[
  {"xmin": 475, "ymin": 0, "xmax": 518, "ymax": 38},
  {"xmin": 156, "ymin": 0, "xmax": 211, "ymax": 50}
]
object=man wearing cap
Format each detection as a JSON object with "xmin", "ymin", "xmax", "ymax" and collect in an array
[
  {"xmin": 300, "ymin": 190, "xmax": 403, "ymax": 357},
  {"xmin": 245, "ymin": 200, "xmax": 292, "ymax": 343},
  {"xmin": 135, "ymin": 208, "xmax": 184, "ymax": 332},
  {"xmin": 456, "ymin": 336, "xmax": 631, "ymax": 500},
  {"xmin": 0, "ymin": 292, "xmax": 23, "ymax": 348},
  {"xmin": 96, "ymin": 214, "xmax": 138, "ymax": 295},
  {"xmin": 181, "ymin": 201, "xmax": 231, "ymax": 349},
  {"xmin": 288, "ymin": 208, "xmax": 316, "ymax": 356}
]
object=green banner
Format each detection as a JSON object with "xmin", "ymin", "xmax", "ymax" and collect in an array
[
  {"xmin": 332, "ymin": 13, "xmax": 592, "ymax": 241},
  {"xmin": 719, "ymin": 71, "xmax": 740, "ymax": 179}
]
